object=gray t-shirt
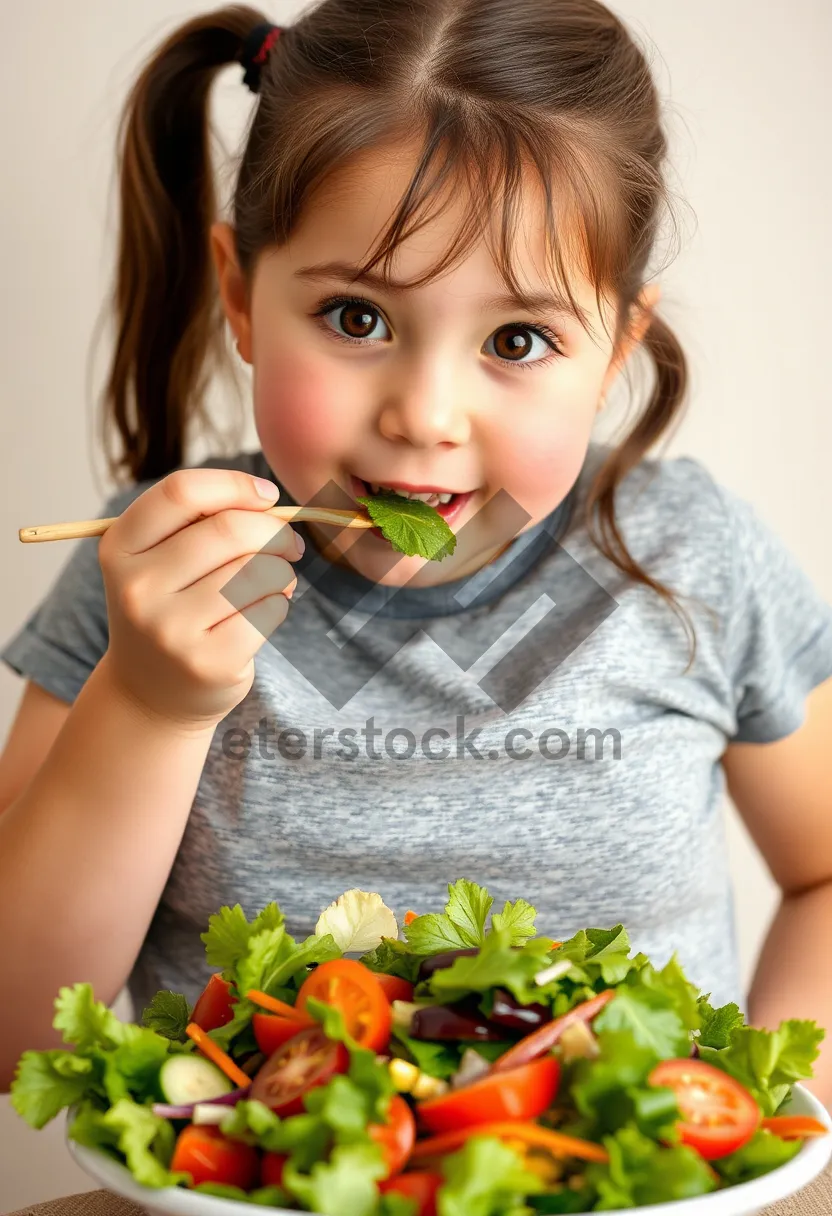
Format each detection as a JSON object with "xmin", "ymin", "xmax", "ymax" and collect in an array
[{"xmin": 5, "ymin": 444, "xmax": 832, "ymax": 1016}]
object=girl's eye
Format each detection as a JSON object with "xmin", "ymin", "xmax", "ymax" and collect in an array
[
  {"xmin": 313, "ymin": 295, "xmax": 564, "ymax": 368},
  {"xmin": 484, "ymin": 324, "xmax": 563, "ymax": 368},
  {"xmin": 315, "ymin": 297, "xmax": 391, "ymax": 343}
]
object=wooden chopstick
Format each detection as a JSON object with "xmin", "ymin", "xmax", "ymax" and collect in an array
[{"xmin": 18, "ymin": 505, "xmax": 375, "ymax": 544}]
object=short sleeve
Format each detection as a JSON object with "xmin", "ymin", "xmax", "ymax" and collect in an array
[
  {"xmin": 719, "ymin": 484, "xmax": 832, "ymax": 743},
  {"xmin": 1, "ymin": 487, "xmax": 138, "ymax": 705}
]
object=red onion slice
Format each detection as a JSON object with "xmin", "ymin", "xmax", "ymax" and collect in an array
[{"xmin": 152, "ymin": 1085, "xmax": 250, "ymax": 1120}]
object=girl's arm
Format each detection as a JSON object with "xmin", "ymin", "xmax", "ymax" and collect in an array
[
  {"xmin": 722, "ymin": 674, "xmax": 832, "ymax": 1106},
  {"xmin": 0, "ymin": 656, "xmax": 215, "ymax": 1089}
]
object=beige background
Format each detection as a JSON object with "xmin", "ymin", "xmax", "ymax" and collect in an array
[{"xmin": 1, "ymin": 0, "xmax": 830, "ymax": 1209}]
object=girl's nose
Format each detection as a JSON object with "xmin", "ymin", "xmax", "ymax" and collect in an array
[{"xmin": 376, "ymin": 362, "xmax": 472, "ymax": 448}]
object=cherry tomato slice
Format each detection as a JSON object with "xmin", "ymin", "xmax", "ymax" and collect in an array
[
  {"xmin": 250, "ymin": 1025, "xmax": 349, "ymax": 1116},
  {"xmin": 379, "ymin": 1171, "xmax": 442, "ymax": 1216},
  {"xmin": 761, "ymin": 1115, "xmax": 829, "ymax": 1140},
  {"xmin": 261, "ymin": 1152, "xmax": 289, "ymax": 1187},
  {"xmin": 649, "ymin": 1058, "xmax": 760, "ymax": 1161},
  {"xmin": 296, "ymin": 959, "xmax": 392, "ymax": 1052},
  {"xmin": 368, "ymin": 1095, "xmax": 416, "ymax": 1176},
  {"xmin": 191, "ymin": 974, "xmax": 236, "ymax": 1032},
  {"xmin": 253, "ymin": 1012, "xmax": 312, "ymax": 1057},
  {"xmin": 375, "ymin": 974, "xmax": 415, "ymax": 1005},
  {"xmin": 418, "ymin": 1056, "xmax": 560, "ymax": 1135},
  {"xmin": 171, "ymin": 1125, "xmax": 258, "ymax": 1190}
]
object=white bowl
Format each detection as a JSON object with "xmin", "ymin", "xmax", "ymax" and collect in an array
[{"xmin": 68, "ymin": 1084, "xmax": 832, "ymax": 1216}]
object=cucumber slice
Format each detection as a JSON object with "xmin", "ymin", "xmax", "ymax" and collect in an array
[{"xmin": 159, "ymin": 1054, "xmax": 233, "ymax": 1105}]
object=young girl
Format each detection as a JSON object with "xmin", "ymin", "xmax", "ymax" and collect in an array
[{"xmin": 1, "ymin": 0, "xmax": 831, "ymax": 1103}]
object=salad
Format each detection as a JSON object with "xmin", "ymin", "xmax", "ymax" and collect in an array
[{"xmin": 11, "ymin": 881, "xmax": 829, "ymax": 1214}]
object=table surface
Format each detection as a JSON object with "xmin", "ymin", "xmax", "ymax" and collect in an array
[{"xmin": 8, "ymin": 1167, "xmax": 832, "ymax": 1216}]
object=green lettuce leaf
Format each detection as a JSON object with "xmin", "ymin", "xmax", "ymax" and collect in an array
[
  {"xmin": 53, "ymin": 983, "xmax": 135, "ymax": 1051},
  {"xmin": 568, "ymin": 1029, "xmax": 679, "ymax": 1142},
  {"xmin": 585, "ymin": 1124, "xmax": 716, "ymax": 1209},
  {"xmin": 437, "ymin": 1135, "xmax": 544, "ymax": 1216},
  {"xmin": 69, "ymin": 1098, "xmax": 187, "ymax": 1189},
  {"xmin": 360, "ymin": 938, "xmax": 425, "ymax": 983},
  {"xmin": 200, "ymin": 902, "xmax": 286, "ymax": 970},
  {"xmin": 593, "ymin": 982, "xmax": 689, "ymax": 1060},
  {"xmin": 11, "ymin": 1050, "xmax": 96, "ymax": 1129},
  {"xmin": 491, "ymin": 898, "xmax": 538, "ymax": 944},
  {"xmin": 357, "ymin": 492, "xmax": 457, "ymax": 561},
  {"xmin": 390, "ymin": 1030, "xmax": 461, "ymax": 1079},
  {"xmin": 283, "ymin": 1141, "xmax": 388, "ymax": 1215},
  {"xmin": 713, "ymin": 1128, "xmax": 802, "ymax": 1184},
  {"xmin": 141, "ymin": 991, "xmax": 192, "ymax": 1042},
  {"xmin": 696, "ymin": 997, "xmax": 745, "ymax": 1048},
  {"xmin": 699, "ymin": 1019, "xmax": 824, "ymax": 1116},
  {"xmin": 424, "ymin": 928, "xmax": 552, "ymax": 1005}
]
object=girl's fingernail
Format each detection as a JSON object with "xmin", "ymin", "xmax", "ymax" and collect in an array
[
  {"xmin": 294, "ymin": 530, "xmax": 306, "ymax": 557},
  {"xmin": 254, "ymin": 477, "xmax": 279, "ymax": 500}
]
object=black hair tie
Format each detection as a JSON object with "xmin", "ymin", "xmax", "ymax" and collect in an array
[{"xmin": 240, "ymin": 22, "xmax": 282, "ymax": 94}]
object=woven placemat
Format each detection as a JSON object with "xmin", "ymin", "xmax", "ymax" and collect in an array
[{"xmin": 7, "ymin": 1169, "xmax": 832, "ymax": 1216}]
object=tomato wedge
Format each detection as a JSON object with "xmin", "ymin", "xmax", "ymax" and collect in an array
[
  {"xmin": 410, "ymin": 1120, "xmax": 609, "ymax": 1164},
  {"xmin": 379, "ymin": 1171, "xmax": 442, "ymax": 1215},
  {"xmin": 261, "ymin": 1152, "xmax": 288, "ymax": 1187},
  {"xmin": 418, "ymin": 1056, "xmax": 560, "ymax": 1134},
  {"xmin": 761, "ymin": 1116, "xmax": 829, "ymax": 1140},
  {"xmin": 250, "ymin": 1025, "xmax": 349, "ymax": 1116},
  {"xmin": 369, "ymin": 1095, "xmax": 417, "ymax": 1176},
  {"xmin": 253, "ymin": 1012, "xmax": 312, "ymax": 1056},
  {"xmin": 649, "ymin": 1059, "xmax": 760, "ymax": 1161},
  {"xmin": 492, "ymin": 990, "xmax": 615, "ymax": 1073},
  {"xmin": 191, "ymin": 974, "xmax": 236, "ymax": 1032},
  {"xmin": 296, "ymin": 959, "xmax": 392, "ymax": 1051},
  {"xmin": 171, "ymin": 1125, "xmax": 258, "ymax": 1189},
  {"xmin": 375, "ymin": 974, "xmax": 416, "ymax": 1005}
]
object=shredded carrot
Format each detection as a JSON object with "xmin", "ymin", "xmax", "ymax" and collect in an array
[
  {"xmin": 185, "ymin": 1022, "xmax": 251, "ymax": 1089},
  {"xmin": 761, "ymin": 1116, "xmax": 829, "ymax": 1140},
  {"xmin": 246, "ymin": 989, "xmax": 311, "ymax": 1021},
  {"xmin": 404, "ymin": 910, "xmax": 418, "ymax": 926},
  {"xmin": 410, "ymin": 1120, "xmax": 609, "ymax": 1164}
]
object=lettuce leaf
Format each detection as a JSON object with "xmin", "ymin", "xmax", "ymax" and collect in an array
[
  {"xmin": 423, "ymin": 928, "xmax": 552, "ymax": 1005},
  {"xmin": 11, "ymin": 1050, "xmax": 96, "ymax": 1129},
  {"xmin": 713, "ymin": 1128, "xmax": 802, "ymax": 1183},
  {"xmin": 696, "ymin": 996, "xmax": 745, "ymax": 1048},
  {"xmin": 282, "ymin": 1141, "xmax": 388, "ymax": 1215},
  {"xmin": 437, "ymin": 1135, "xmax": 544, "ymax": 1216},
  {"xmin": 141, "ymin": 991, "xmax": 192, "ymax": 1042},
  {"xmin": 568, "ymin": 1029, "xmax": 679, "ymax": 1142},
  {"xmin": 699, "ymin": 1019, "xmax": 824, "ymax": 1116},
  {"xmin": 585, "ymin": 1124, "xmax": 716, "ymax": 1208},
  {"xmin": 69, "ymin": 1098, "xmax": 187, "ymax": 1189}
]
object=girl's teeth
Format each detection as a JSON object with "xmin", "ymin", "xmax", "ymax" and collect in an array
[{"xmin": 366, "ymin": 481, "xmax": 455, "ymax": 505}]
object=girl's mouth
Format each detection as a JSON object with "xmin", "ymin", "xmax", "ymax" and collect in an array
[{"xmin": 349, "ymin": 475, "xmax": 475, "ymax": 534}]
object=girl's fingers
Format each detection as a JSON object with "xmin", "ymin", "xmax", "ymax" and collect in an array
[
  {"xmin": 149, "ymin": 508, "xmax": 304, "ymax": 594},
  {"xmin": 208, "ymin": 593, "xmax": 291, "ymax": 665},
  {"xmin": 177, "ymin": 552, "xmax": 298, "ymax": 632},
  {"xmin": 106, "ymin": 467, "xmax": 280, "ymax": 556}
]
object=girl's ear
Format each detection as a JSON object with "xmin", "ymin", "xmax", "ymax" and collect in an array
[{"xmin": 210, "ymin": 222, "xmax": 253, "ymax": 363}]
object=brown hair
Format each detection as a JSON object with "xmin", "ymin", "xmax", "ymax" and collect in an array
[{"xmin": 103, "ymin": 0, "xmax": 695, "ymax": 647}]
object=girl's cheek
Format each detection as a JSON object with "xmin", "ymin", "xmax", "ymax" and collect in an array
[
  {"xmin": 252, "ymin": 354, "xmax": 346, "ymax": 473},
  {"xmin": 492, "ymin": 405, "xmax": 595, "ymax": 518}
]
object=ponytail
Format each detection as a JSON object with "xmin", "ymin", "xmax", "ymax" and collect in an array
[
  {"xmin": 103, "ymin": 6, "xmax": 267, "ymax": 483},
  {"xmin": 584, "ymin": 312, "xmax": 701, "ymax": 665}
]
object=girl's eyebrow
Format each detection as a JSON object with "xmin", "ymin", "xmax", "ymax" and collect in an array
[{"xmin": 294, "ymin": 260, "xmax": 590, "ymax": 324}]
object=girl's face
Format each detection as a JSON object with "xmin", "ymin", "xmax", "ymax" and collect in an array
[{"xmin": 214, "ymin": 142, "xmax": 656, "ymax": 586}]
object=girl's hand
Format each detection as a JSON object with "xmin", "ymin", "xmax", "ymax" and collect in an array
[{"xmin": 98, "ymin": 468, "xmax": 304, "ymax": 729}]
